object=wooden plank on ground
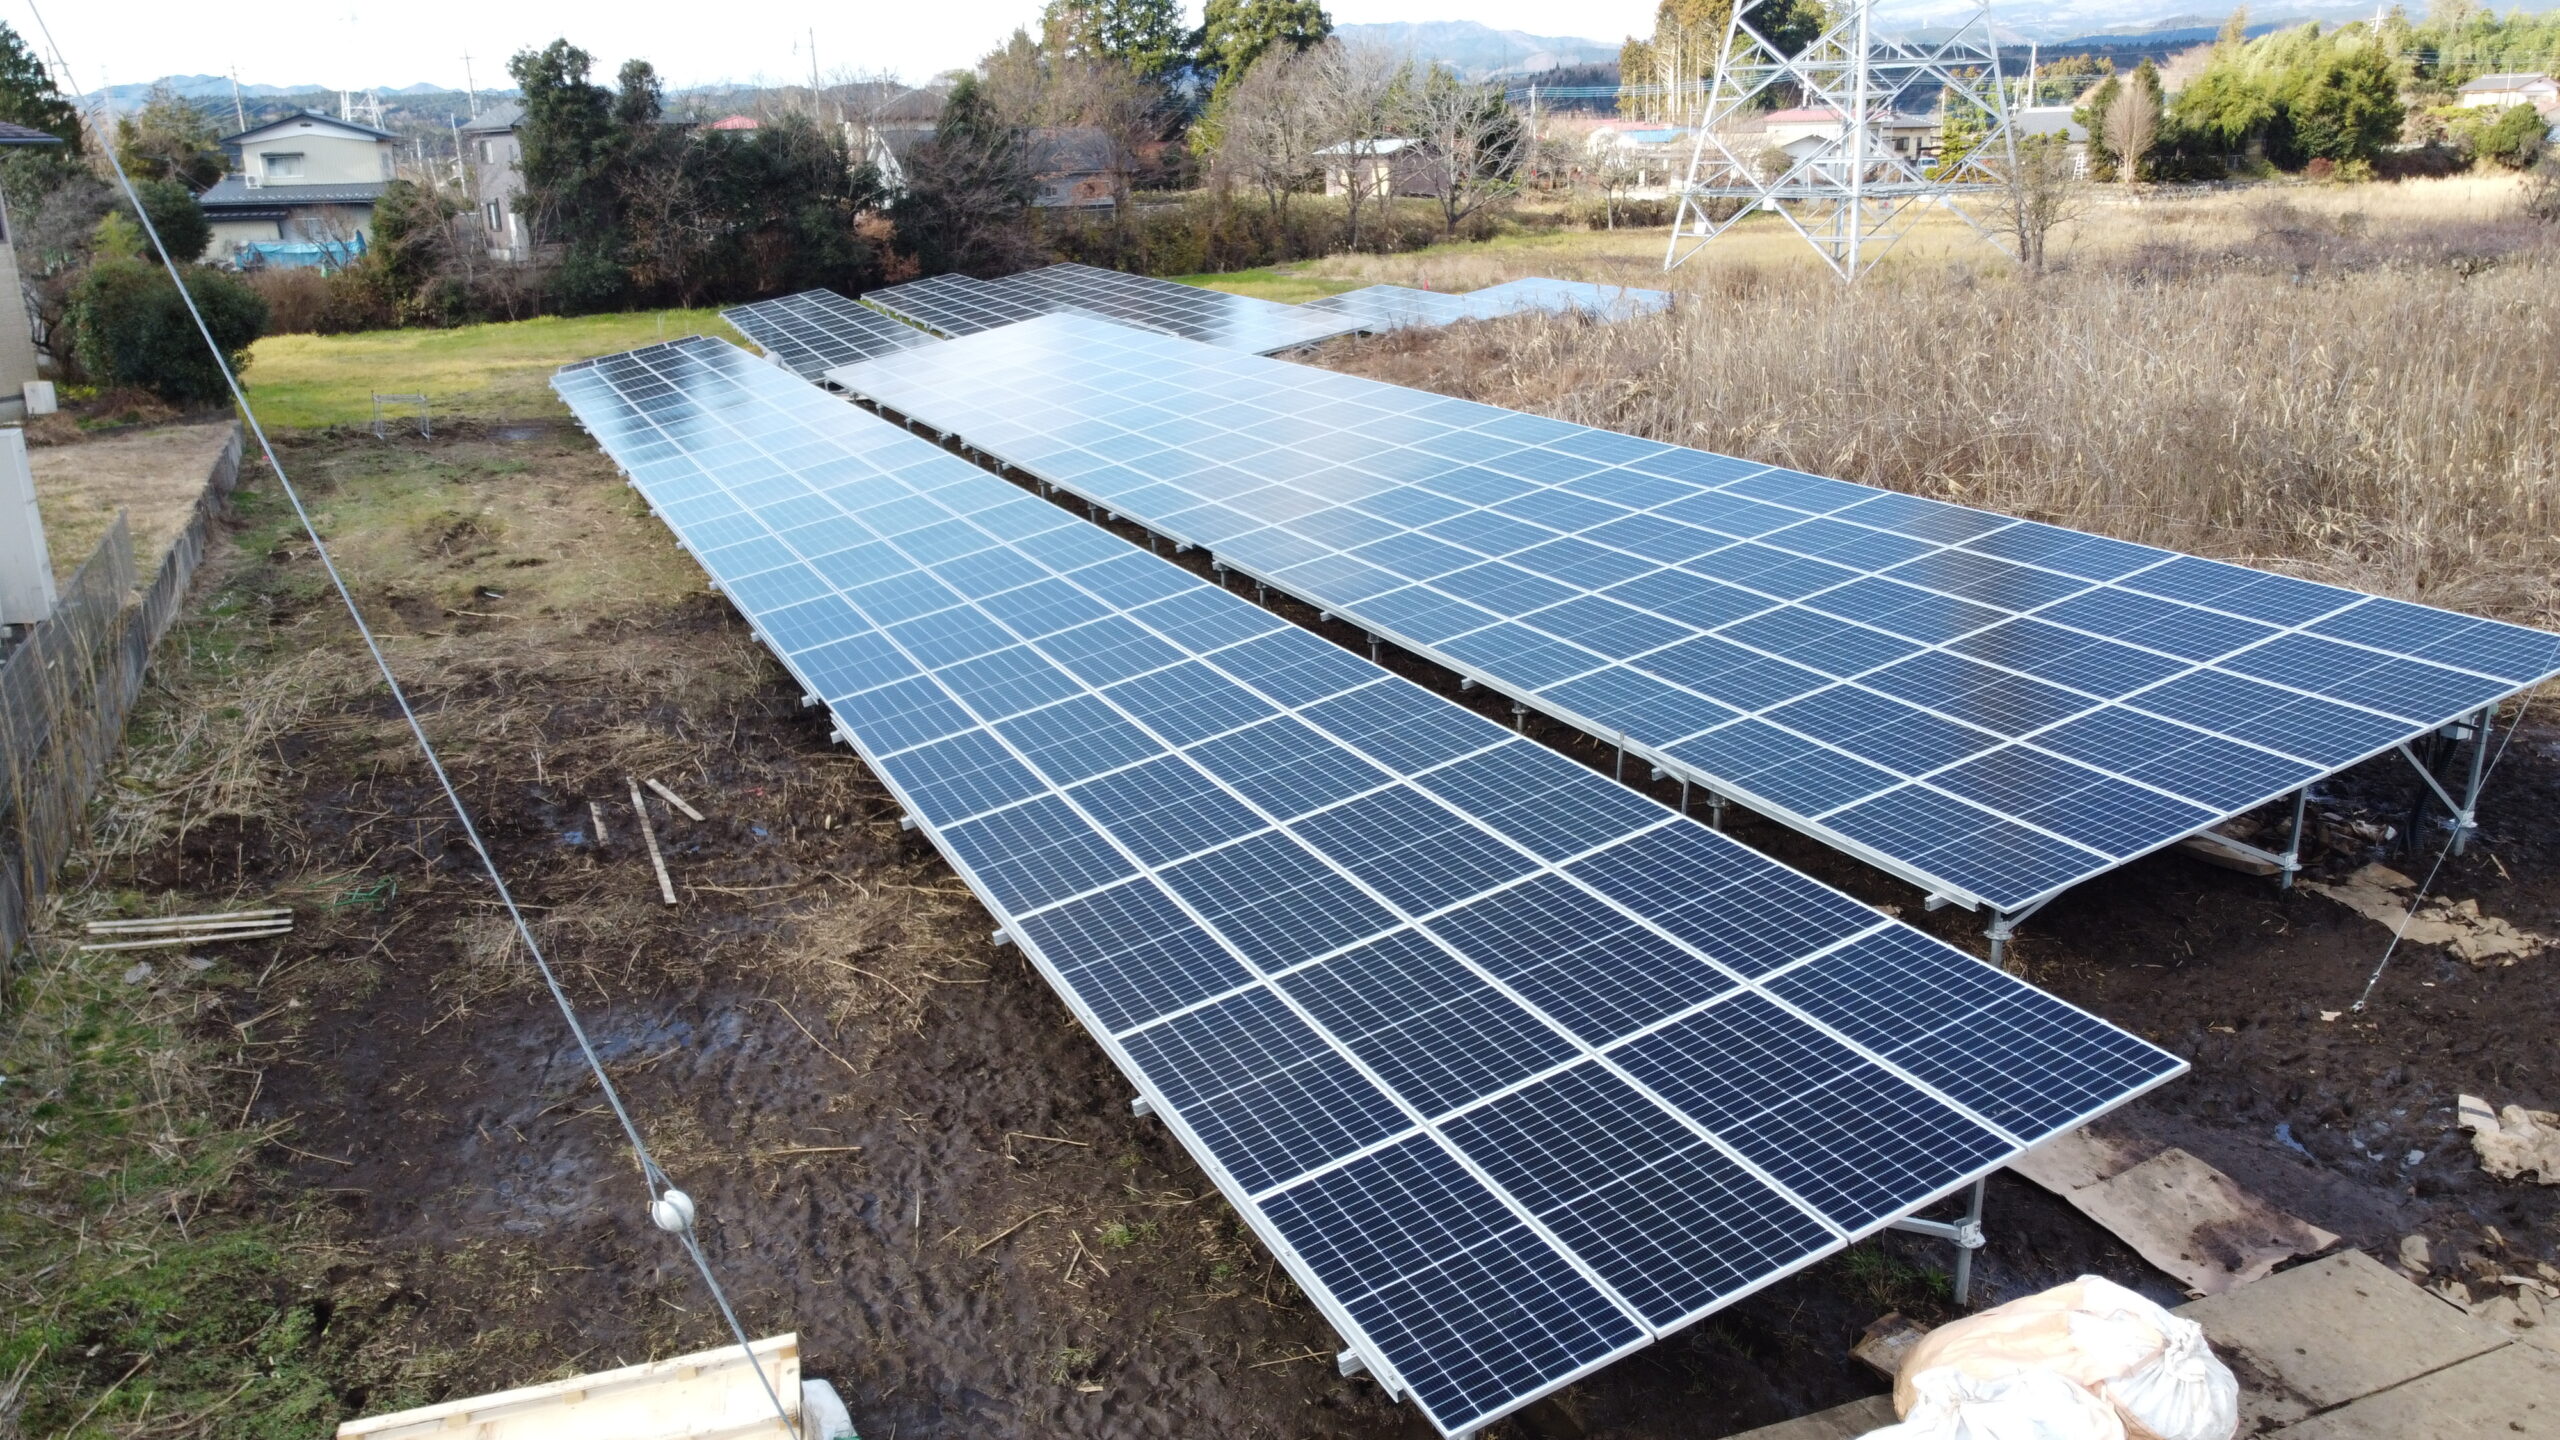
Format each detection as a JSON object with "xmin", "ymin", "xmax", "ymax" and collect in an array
[
  {"xmin": 2178, "ymin": 1251, "xmax": 2508, "ymax": 1412},
  {"xmin": 335, "ymin": 1334, "xmax": 799, "ymax": 1440},
  {"xmin": 2273, "ymin": 1339, "xmax": 2560, "ymax": 1439}
]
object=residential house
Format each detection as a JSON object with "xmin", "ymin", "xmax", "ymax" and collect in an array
[
  {"xmin": 1759, "ymin": 106, "xmax": 1940, "ymax": 165},
  {"xmin": 1027, "ymin": 127, "xmax": 1129, "ymax": 210},
  {"xmin": 458, "ymin": 104, "xmax": 529, "ymax": 262},
  {"xmin": 0, "ymin": 120, "xmax": 62, "ymax": 413},
  {"xmin": 2456, "ymin": 73, "xmax": 2559, "ymax": 115},
  {"xmin": 845, "ymin": 83, "xmax": 949, "ymax": 194},
  {"xmin": 1584, "ymin": 122, "xmax": 1697, "ymax": 193},
  {"xmin": 1316, "ymin": 137, "xmax": 1438, "ymax": 198},
  {"xmin": 2014, "ymin": 105, "xmax": 2092, "ymax": 177},
  {"xmin": 200, "ymin": 109, "xmax": 396, "ymax": 267}
]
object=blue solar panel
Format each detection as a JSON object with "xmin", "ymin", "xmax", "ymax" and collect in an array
[
  {"xmin": 828, "ymin": 313, "xmax": 2560, "ymax": 915},
  {"xmin": 721, "ymin": 289, "xmax": 936, "ymax": 380},
  {"xmin": 556, "ymin": 335, "xmax": 2183, "ymax": 1438},
  {"xmin": 863, "ymin": 263, "xmax": 1361, "ymax": 354}
]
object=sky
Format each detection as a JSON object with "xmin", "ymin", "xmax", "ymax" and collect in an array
[{"xmin": 32, "ymin": 0, "xmax": 1660, "ymax": 98}]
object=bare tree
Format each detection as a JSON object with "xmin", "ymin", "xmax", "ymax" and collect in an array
[
  {"xmin": 1405, "ymin": 64, "xmax": 1530, "ymax": 237},
  {"xmin": 2103, "ymin": 80, "xmax": 2158, "ymax": 185},
  {"xmin": 1306, "ymin": 41, "xmax": 1406, "ymax": 252},
  {"xmin": 1591, "ymin": 143, "xmax": 1640, "ymax": 229},
  {"xmin": 1214, "ymin": 46, "xmax": 1325, "ymax": 219},
  {"xmin": 1997, "ymin": 131, "xmax": 2089, "ymax": 273}
]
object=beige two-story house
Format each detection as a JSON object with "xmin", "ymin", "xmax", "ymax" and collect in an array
[{"xmin": 200, "ymin": 109, "xmax": 396, "ymax": 267}]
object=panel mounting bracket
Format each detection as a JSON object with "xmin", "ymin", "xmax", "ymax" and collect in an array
[
  {"xmin": 1129, "ymin": 1095, "xmax": 1154, "ymax": 1119},
  {"xmin": 2397, "ymin": 706, "xmax": 2492, "ymax": 855},
  {"xmin": 1887, "ymin": 1176, "xmax": 1990, "ymax": 1306},
  {"xmin": 1336, "ymin": 1349, "xmax": 1367, "ymax": 1379}
]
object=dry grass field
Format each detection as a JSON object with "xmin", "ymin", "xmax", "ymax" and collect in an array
[{"xmin": 1300, "ymin": 175, "xmax": 2560, "ymax": 630}]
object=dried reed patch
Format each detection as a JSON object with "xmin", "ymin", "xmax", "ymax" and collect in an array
[{"xmin": 1322, "ymin": 216, "xmax": 2560, "ymax": 625}]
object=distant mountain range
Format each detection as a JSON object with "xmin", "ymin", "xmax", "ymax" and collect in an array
[
  {"xmin": 1331, "ymin": 21, "xmax": 1621, "ymax": 79},
  {"xmin": 79, "ymin": 74, "xmax": 464, "ymax": 108},
  {"xmin": 76, "ymin": 0, "xmax": 2560, "ymax": 105}
]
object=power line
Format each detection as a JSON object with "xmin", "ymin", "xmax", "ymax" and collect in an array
[
  {"xmin": 22, "ymin": 3, "xmax": 804, "ymax": 1433},
  {"xmin": 2350, "ymin": 696, "xmax": 2533, "ymax": 1013}
]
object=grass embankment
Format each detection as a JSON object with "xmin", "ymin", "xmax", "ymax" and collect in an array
[{"xmin": 241, "ymin": 309, "xmax": 739, "ymax": 430}]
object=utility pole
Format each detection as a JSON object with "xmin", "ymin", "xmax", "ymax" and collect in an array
[
  {"xmin": 809, "ymin": 28, "xmax": 822, "ymax": 120},
  {"xmin": 462, "ymin": 51, "xmax": 480, "ymax": 119},
  {"xmin": 229, "ymin": 67, "xmax": 248, "ymax": 132}
]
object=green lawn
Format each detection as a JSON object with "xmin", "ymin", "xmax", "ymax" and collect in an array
[{"xmin": 242, "ymin": 309, "xmax": 741, "ymax": 430}]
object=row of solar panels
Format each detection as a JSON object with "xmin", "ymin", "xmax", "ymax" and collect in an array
[
  {"xmin": 554, "ymin": 335, "xmax": 2185, "ymax": 1439},
  {"xmin": 678, "ymin": 268, "xmax": 2553, "ymax": 1436},
  {"xmin": 823, "ymin": 313, "xmax": 2560, "ymax": 916},
  {"xmin": 725, "ymin": 266, "xmax": 1676, "ymax": 381}
]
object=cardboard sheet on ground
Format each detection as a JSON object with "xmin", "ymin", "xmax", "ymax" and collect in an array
[
  {"xmin": 2012, "ymin": 1130, "xmax": 2338, "ymax": 1296},
  {"xmin": 2304, "ymin": 864, "xmax": 2550, "ymax": 966},
  {"xmin": 2459, "ymin": 1093, "xmax": 2560, "ymax": 1185}
]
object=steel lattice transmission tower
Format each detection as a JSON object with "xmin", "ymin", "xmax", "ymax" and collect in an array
[{"xmin": 1664, "ymin": 0, "xmax": 2017, "ymax": 280}]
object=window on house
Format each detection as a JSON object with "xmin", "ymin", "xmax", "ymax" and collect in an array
[
  {"xmin": 477, "ymin": 139, "xmax": 494, "ymax": 164},
  {"xmin": 262, "ymin": 151, "xmax": 305, "ymax": 179},
  {"xmin": 485, "ymin": 200, "xmax": 503, "ymax": 231}
]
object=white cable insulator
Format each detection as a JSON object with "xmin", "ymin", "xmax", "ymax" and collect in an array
[{"xmin": 651, "ymin": 1188, "xmax": 697, "ymax": 1234}]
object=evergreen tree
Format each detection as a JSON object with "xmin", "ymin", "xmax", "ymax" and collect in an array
[
  {"xmin": 0, "ymin": 21, "xmax": 79, "ymax": 144},
  {"xmin": 2292, "ymin": 43, "xmax": 2402, "ymax": 164},
  {"xmin": 508, "ymin": 40, "xmax": 658, "ymax": 311},
  {"xmin": 1195, "ymin": 0, "xmax": 1332, "ymax": 105},
  {"xmin": 114, "ymin": 86, "xmax": 224, "ymax": 191},
  {"xmin": 126, "ymin": 178, "xmax": 209, "ymax": 263},
  {"xmin": 1044, "ymin": 0, "xmax": 1191, "ymax": 82}
]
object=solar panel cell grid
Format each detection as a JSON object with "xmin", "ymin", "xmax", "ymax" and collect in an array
[
  {"xmin": 830, "ymin": 314, "xmax": 2560, "ymax": 914},
  {"xmin": 721, "ymin": 290, "xmax": 937, "ymax": 379},
  {"xmin": 557, "ymin": 335, "xmax": 2184, "ymax": 1437},
  {"xmin": 862, "ymin": 261, "xmax": 1364, "ymax": 353}
]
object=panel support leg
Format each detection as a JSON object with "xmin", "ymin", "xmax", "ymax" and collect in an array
[
  {"xmin": 1983, "ymin": 896, "xmax": 2052, "ymax": 970},
  {"xmin": 2455, "ymin": 705, "xmax": 2491, "ymax": 856},
  {"xmin": 2279, "ymin": 787, "xmax": 2309, "ymax": 890},
  {"xmin": 2399, "ymin": 706, "xmax": 2493, "ymax": 856},
  {"xmin": 1367, "ymin": 632, "xmax": 1381, "ymax": 663},
  {"xmin": 1510, "ymin": 702, "xmax": 1527, "ymax": 732},
  {"xmin": 1889, "ymin": 1177, "xmax": 1989, "ymax": 1308},
  {"xmin": 1706, "ymin": 791, "xmax": 1726, "ymax": 831}
]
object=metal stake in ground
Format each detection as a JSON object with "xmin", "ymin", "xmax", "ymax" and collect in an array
[{"xmin": 628, "ymin": 776, "xmax": 677, "ymax": 905}]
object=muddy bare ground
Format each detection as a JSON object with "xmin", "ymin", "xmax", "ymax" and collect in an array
[{"xmin": 101, "ymin": 418, "xmax": 2558, "ymax": 1440}]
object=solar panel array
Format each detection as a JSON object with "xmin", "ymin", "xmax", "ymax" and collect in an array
[
  {"xmin": 864, "ymin": 262, "xmax": 1361, "ymax": 354},
  {"xmin": 557, "ymin": 334, "xmax": 2184, "ymax": 1437},
  {"xmin": 721, "ymin": 289, "xmax": 937, "ymax": 380},
  {"xmin": 832, "ymin": 313, "xmax": 2560, "ymax": 915}
]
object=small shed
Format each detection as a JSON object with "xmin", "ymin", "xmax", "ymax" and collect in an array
[
  {"xmin": 2456, "ymin": 73, "xmax": 2558, "ymax": 114},
  {"xmin": 1027, "ymin": 126, "xmax": 1129, "ymax": 210},
  {"xmin": 1315, "ymin": 137, "xmax": 1438, "ymax": 198}
]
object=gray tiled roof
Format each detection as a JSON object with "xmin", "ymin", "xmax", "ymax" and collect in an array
[{"xmin": 200, "ymin": 175, "xmax": 390, "ymax": 210}]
